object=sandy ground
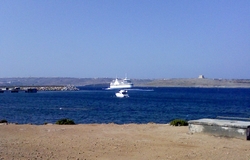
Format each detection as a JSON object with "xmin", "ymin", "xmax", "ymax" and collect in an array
[{"xmin": 0, "ymin": 123, "xmax": 249, "ymax": 160}]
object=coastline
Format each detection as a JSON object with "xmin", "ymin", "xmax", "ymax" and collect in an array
[
  {"xmin": 1, "ymin": 77, "xmax": 250, "ymax": 88},
  {"xmin": 1, "ymin": 123, "xmax": 249, "ymax": 160}
]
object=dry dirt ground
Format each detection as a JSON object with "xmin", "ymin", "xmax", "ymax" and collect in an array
[{"xmin": 0, "ymin": 123, "xmax": 249, "ymax": 160}]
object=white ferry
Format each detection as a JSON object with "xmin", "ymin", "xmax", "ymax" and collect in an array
[{"xmin": 109, "ymin": 77, "xmax": 133, "ymax": 89}]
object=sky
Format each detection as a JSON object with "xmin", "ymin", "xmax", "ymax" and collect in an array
[{"xmin": 1, "ymin": 0, "xmax": 250, "ymax": 79}]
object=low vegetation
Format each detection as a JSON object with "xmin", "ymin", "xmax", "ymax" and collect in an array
[
  {"xmin": 0, "ymin": 119, "xmax": 8, "ymax": 123},
  {"xmin": 56, "ymin": 118, "xmax": 75, "ymax": 125},
  {"xmin": 170, "ymin": 119, "xmax": 188, "ymax": 126}
]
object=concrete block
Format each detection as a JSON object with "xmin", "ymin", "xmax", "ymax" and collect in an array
[{"xmin": 188, "ymin": 118, "xmax": 250, "ymax": 140}]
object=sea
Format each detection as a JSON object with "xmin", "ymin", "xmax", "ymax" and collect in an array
[{"xmin": 0, "ymin": 87, "xmax": 250, "ymax": 125}]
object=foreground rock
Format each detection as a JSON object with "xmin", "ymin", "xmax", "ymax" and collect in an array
[{"xmin": 0, "ymin": 124, "xmax": 249, "ymax": 160}]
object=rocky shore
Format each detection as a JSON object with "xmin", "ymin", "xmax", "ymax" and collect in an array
[{"xmin": 0, "ymin": 85, "xmax": 79, "ymax": 92}]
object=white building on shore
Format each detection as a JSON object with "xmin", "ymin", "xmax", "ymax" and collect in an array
[{"xmin": 198, "ymin": 75, "xmax": 205, "ymax": 79}]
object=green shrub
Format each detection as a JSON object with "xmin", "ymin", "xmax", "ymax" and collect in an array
[
  {"xmin": 56, "ymin": 118, "xmax": 75, "ymax": 125},
  {"xmin": 170, "ymin": 119, "xmax": 188, "ymax": 126},
  {"xmin": 0, "ymin": 119, "xmax": 8, "ymax": 123}
]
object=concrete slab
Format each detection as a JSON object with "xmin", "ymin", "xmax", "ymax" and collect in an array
[{"xmin": 188, "ymin": 118, "xmax": 250, "ymax": 140}]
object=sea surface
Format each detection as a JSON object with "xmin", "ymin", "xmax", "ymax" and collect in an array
[{"xmin": 0, "ymin": 87, "xmax": 250, "ymax": 125}]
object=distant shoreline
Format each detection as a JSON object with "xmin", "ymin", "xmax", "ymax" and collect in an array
[{"xmin": 1, "ymin": 77, "xmax": 250, "ymax": 88}]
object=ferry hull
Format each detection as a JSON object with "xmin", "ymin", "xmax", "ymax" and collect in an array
[{"xmin": 109, "ymin": 84, "xmax": 133, "ymax": 89}]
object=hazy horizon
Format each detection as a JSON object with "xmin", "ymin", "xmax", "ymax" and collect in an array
[
  {"xmin": 0, "ymin": 76, "xmax": 249, "ymax": 80},
  {"xmin": 1, "ymin": 1, "xmax": 249, "ymax": 79}
]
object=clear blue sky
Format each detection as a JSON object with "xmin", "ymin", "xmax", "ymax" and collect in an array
[{"xmin": 1, "ymin": 0, "xmax": 249, "ymax": 79}]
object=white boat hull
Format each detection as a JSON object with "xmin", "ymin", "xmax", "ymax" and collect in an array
[{"xmin": 115, "ymin": 90, "xmax": 129, "ymax": 98}]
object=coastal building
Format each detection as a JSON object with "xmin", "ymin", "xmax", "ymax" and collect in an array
[{"xmin": 198, "ymin": 75, "xmax": 205, "ymax": 79}]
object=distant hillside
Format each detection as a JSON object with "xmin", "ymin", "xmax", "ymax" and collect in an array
[
  {"xmin": 0, "ymin": 77, "xmax": 112, "ymax": 87},
  {"xmin": 0, "ymin": 77, "xmax": 250, "ymax": 88},
  {"xmin": 140, "ymin": 78, "xmax": 250, "ymax": 88}
]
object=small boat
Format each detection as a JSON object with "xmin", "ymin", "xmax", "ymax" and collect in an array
[
  {"xmin": 115, "ymin": 90, "xmax": 129, "ymax": 98},
  {"xmin": 25, "ymin": 88, "xmax": 38, "ymax": 93},
  {"xmin": 109, "ymin": 77, "xmax": 133, "ymax": 89},
  {"xmin": 11, "ymin": 87, "xmax": 20, "ymax": 93}
]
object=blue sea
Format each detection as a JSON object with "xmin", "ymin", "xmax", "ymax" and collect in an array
[{"xmin": 0, "ymin": 87, "xmax": 250, "ymax": 125}]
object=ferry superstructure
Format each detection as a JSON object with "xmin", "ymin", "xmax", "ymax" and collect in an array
[{"xmin": 109, "ymin": 77, "xmax": 133, "ymax": 89}]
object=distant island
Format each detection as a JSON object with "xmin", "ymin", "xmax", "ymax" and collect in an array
[{"xmin": 0, "ymin": 77, "xmax": 250, "ymax": 88}]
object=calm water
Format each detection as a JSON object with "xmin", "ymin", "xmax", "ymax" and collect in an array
[{"xmin": 0, "ymin": 87, "xmax": 250, "ymax": 124}]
